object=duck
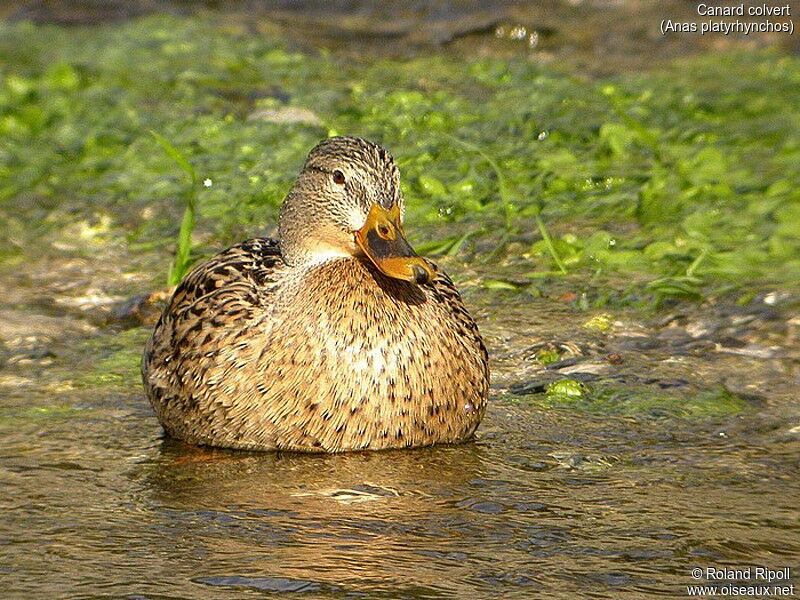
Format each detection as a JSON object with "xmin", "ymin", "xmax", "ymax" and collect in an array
[{"xmin": 142, "ymin": 136, "xmax": 489, "ymax": 452}]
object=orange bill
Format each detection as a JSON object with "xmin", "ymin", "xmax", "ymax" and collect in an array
[{"xmin": 355, "ymin": 203, "xmax": 435, "ymax": 285}]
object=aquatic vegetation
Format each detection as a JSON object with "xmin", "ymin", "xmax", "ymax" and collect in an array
[
  {"xmin": 534, "ymin": 347, "xmax": 561, "ymax": 366},
  {"xmin": 0, "ymin": 15, "xmax": 797, "ymax": 303},
  {"xmin": 75, "ymin": 327, "xmax": 152, "ymax": 389},
  {"xmin": 536, "ymin": 382, "xmax": 749, "ymax": 418},
  {"xmin": 546, "ymin": 379, "xmax": 588, "ymax": 400},
  {"xmin": 582, "ymin": 313, "xmax": 613, "ymax": 333}
]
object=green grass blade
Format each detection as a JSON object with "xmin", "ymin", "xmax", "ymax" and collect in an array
[
  {"xmin": 535, "ymin": 214, "xmax": 567, "ymax": 274},
  {"xmin": 150, "ymin": 130, "xmax": 197, "ymax": 184},
  {"xmin": 150, "ymin": 130, "xmax": 199, "ymax": 285}
]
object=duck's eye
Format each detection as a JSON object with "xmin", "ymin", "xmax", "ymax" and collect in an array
[
  {"xmin": 377, "ymin": 224, "xmax": 392, "ymax": 239},
  {"xmin": 332, "ymin": 170, "xmax": 346, "ymax": 185}
]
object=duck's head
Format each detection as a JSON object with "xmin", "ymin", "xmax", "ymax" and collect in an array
[{"xmin": 279, "ymin": 136, "xmax": 434, "ymax": 285}]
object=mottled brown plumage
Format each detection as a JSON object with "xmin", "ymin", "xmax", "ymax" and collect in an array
[{"xmin": 142, "ymin": 137, "xmax": 489, "ymax": 452}]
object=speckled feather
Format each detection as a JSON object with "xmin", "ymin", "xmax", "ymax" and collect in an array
[
  {"xmin": 143, "ymin": 240, "xmax": 488, "ymax": 451},
  {"xmin": 142, "ymin": 137, "xmax": 489, "ymax": 452}
]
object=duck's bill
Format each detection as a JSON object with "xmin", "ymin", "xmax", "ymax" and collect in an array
[{"xmin": 355, "ymin": 203, "xmax": 435, "ymax": 285}]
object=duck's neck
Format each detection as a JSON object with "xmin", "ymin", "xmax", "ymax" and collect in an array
[
  {"xmin": 290, "ymin": 244, "xmax": 355, "ymax": 270},
  {"xmin": 278, "ymin": 189, "xmax": 361, "ymax": 268},
  {"xmin": 282, "ymin": 254, "xmax": 427, "ymax": 313}
]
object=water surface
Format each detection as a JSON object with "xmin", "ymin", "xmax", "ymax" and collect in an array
[{"xmin": 1, "ymin": 250, "xmax": 798, "ymax": 598}]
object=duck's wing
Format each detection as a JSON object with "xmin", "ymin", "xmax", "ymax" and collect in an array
[
  {"xmin": 425, "ymin": 261, "xmax": 490, "ymax": 382},
  {"xmin": 142, "ymin": 237, "xmax": 284, "ymax": 429},
  {"xmin": 167, "ymin": 237, "xmax": 283, "ymax": 322}
]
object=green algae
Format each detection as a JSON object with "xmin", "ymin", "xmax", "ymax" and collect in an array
[
  {"xmin": 74, "ymin": 327, "xmax": 152, "ymax": 389},
  {"xmin": 546, "ymin": 379, "xmax": 588, "ymax": 400},
  {"xmin": 0, "ymin": 403, "xmax": 90, "ymax": 429},
  {"xmin": 0, "ymin": 15, "xmax": 797, "ymax": 302},
  {"xmin": 582, "ymin": 313, "xmax": 613, "ymax": 333},
  {"xmin": 17, "ymin": 404, "xmax": 88, "ymax": 420},
  {"xmin": 532, "ymin": 383, "xmax": 750, "ymax": 419},
  {"xmin": 534, "ymin": 348, "xmax": 561, "ymax": 366}
]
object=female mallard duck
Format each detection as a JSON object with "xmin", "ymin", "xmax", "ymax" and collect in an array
[{"xmin": 142, "ymin": 136, "xmax": 489, "ymax": 452}]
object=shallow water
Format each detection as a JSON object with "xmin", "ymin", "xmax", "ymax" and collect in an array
[
  {"xmin": 4, "ymin": 402, "xmax": 798, "ymax": 598},
  {"xmin": 1, "ymin": 248, "xmax": 799, "ymax": 598}
]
